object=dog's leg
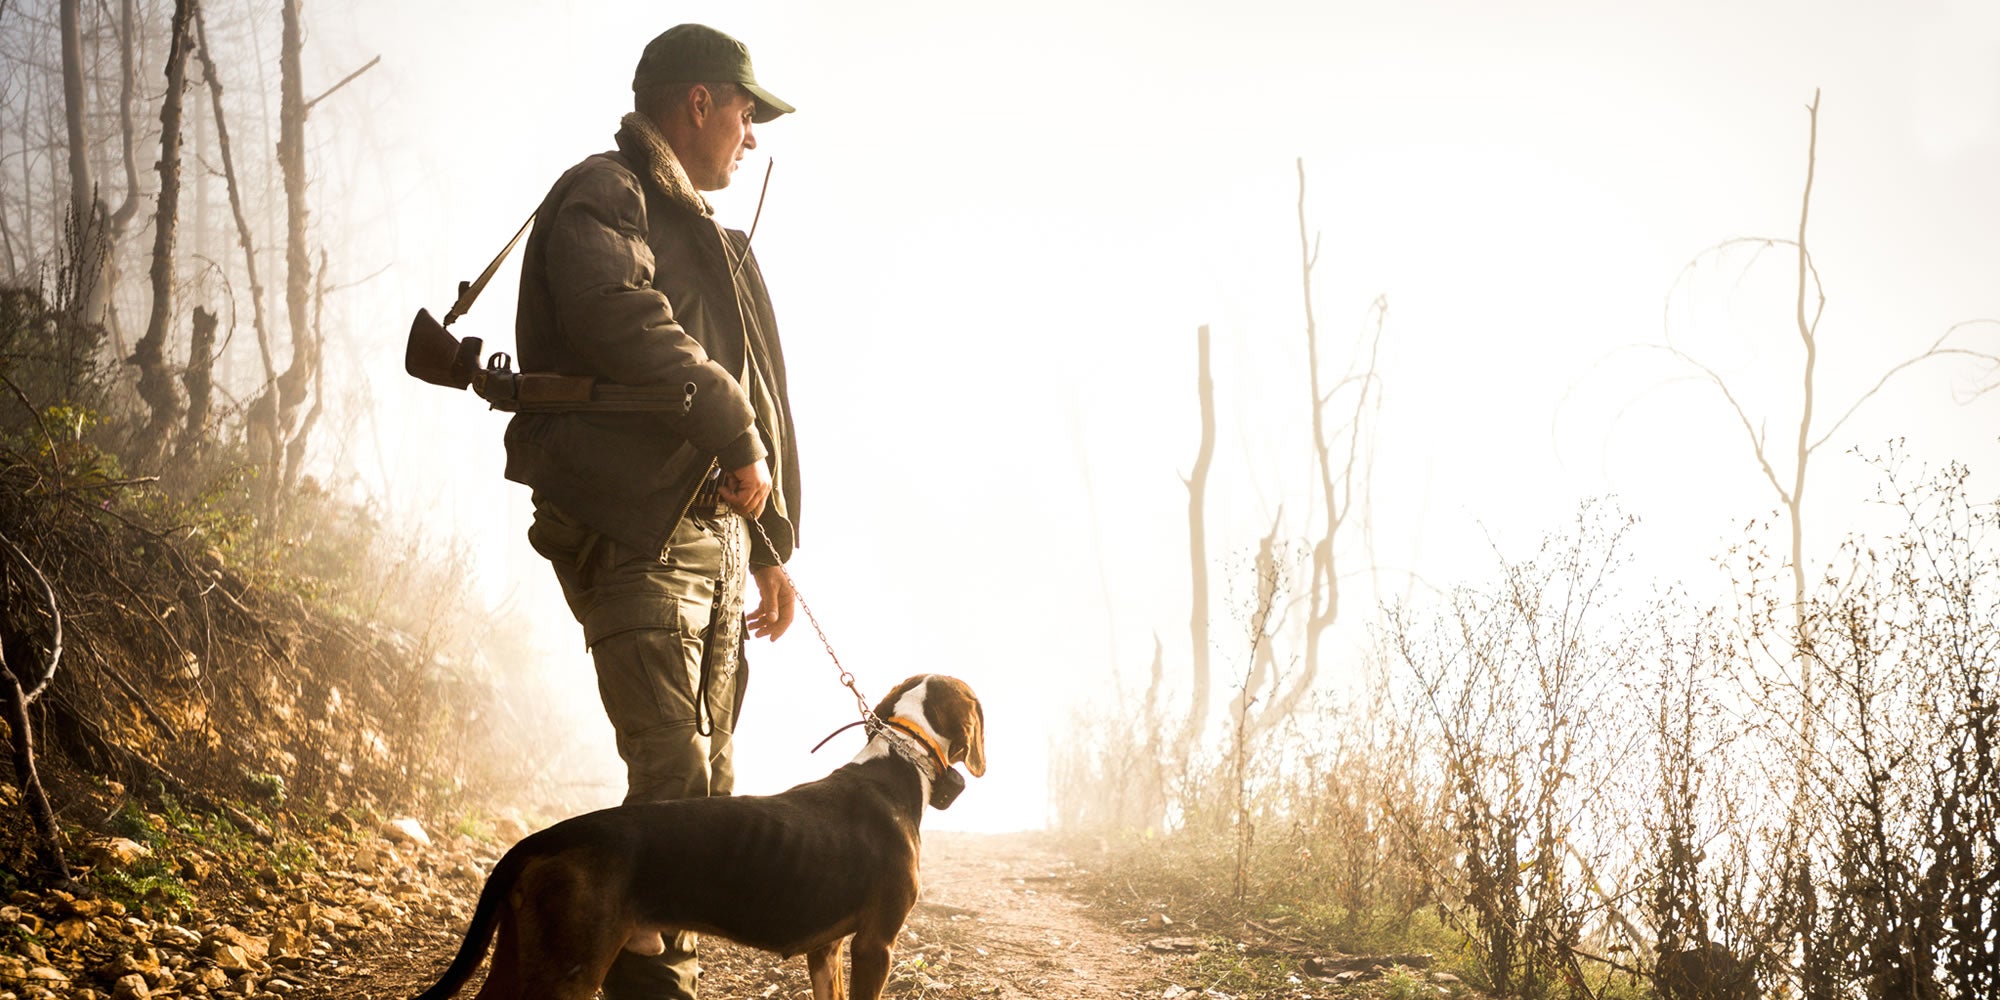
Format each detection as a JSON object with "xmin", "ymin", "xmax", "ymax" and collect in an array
[
  {"xmin": 471, "ymin": 912, "xmax": 521, "ymax": 1000},
  {"xmin": 846, "ymin": 932, "xmax": 895, "ymax": 1000},
  {"xmin": 504, "ymin": 856, "xmax": 628, "ymax": 1000},
  {"xmin": 806, "ymin": 938, "xmax": 847, "ymax": 1000}
]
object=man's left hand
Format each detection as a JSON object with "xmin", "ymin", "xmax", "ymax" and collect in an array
[{"xmin": 747, "ymin": 564, "xmax": 796, "ymax": 640}]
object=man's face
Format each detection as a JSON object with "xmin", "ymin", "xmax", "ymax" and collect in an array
[{"xmin": 682, "ymin": 85, "xmax": 759, "ymax": 191}]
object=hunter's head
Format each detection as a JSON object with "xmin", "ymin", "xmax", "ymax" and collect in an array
[{"xmin": 632, "ymin": 24, "xmax": 793, "ymax": 192}]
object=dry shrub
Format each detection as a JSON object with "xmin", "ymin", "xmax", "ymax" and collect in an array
[
  {"xmin": 0, "ymin": 283, "xmax": 574, "ymax": 867},
  {"xmin": 1061, "ymin": 459, "xmax": 1997, "ymax": 1000}
]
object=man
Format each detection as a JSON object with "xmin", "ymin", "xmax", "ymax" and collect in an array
[{"xmin": 502, "ymin": 23, "xmax": 802, "ymax": 1000}]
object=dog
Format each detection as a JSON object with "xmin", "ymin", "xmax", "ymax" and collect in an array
[{"xmin": 413, "ymin": 673, "xmax": 985, "ymax": 1000}]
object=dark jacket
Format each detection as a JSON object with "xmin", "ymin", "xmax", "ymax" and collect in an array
[{"xmin": 504, "ymin": 113, "xmax": 800, "ymax": 564}]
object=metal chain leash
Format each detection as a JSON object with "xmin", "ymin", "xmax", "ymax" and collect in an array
[{"xmin": 740, "ymin": 512, "xmax": 875, "ymax": 726}]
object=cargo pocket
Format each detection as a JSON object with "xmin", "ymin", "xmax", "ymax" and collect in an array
[{"xmin": 589, "ymin": 621, "xmax": 695, "ymax": 741}]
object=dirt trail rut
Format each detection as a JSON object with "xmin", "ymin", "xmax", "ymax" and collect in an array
[{"xmin": 900, "ymin": 832, "xmax": 1170, "ymax": 999}]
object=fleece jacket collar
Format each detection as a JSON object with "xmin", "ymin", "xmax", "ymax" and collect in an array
[{"xmin": 614, "ymin": 112, "xmax": 713, "ymax": 219}]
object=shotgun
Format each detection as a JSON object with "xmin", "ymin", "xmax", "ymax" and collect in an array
[
  {"xmin": 404, "ymin": 308, "xmax": 692, "ymax": 413},
  {"xmin": 402, "ymin": 213, "xmax": 690, "ymax": 414}
]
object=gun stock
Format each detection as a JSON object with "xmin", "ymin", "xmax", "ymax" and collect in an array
[{"xmin": 405, "ymin": 309, "xmax": 483, "ymax": 389}]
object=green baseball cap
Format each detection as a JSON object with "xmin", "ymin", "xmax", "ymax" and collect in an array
[{"xmin": 632, "ymin": 23, "xmax": 794, "ymax": 124}]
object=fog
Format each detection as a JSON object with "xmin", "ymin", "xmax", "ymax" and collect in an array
[{"xmin": 292, "ymin": 0, "xmax": 2000, "ymax": 830}]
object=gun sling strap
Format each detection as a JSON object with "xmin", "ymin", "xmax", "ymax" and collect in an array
[
  {"xmin": 408, "ymin": 161, "xmax": 777, "ymax": 415},
  {"xmin": 405, "ymin": 210, "xmax": 696, "ymax": 413}
]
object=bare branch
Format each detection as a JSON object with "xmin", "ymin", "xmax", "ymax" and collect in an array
[
  {"xmin": 1807, "ymin": 319, "xmax": 2000, "ymax": 451},
  {"xmin": 302, "ymin": 53, "xmax": 379, "ymax": 112},
  {"xmin": 0, "ymin": 370, "xmax": 61, "ymax": 470},
  {"xmin": 0, "ymin": 531, "xmax": 62, "ymax": 702},
  {"xmin": 1631, "ymin": 343, "xmax": 1792, "ymax": 505}
]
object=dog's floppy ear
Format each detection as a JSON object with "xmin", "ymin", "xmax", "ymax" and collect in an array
[
  {"xmin": 960, "ymin": 697, "xmax": 985, "ymax": 777},
  {"xmin": 931, "ymin": 677, "xmax": 985, "ymax": 778}
]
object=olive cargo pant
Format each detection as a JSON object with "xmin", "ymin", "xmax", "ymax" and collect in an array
[{"xmin": 528, "ymin": 499, "xmax": 749, "ymax": 1000}]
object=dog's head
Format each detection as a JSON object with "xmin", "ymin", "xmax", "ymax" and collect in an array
[{"xmin": 875, "ymin": 674, "xmax": 986, "ymax": 777}]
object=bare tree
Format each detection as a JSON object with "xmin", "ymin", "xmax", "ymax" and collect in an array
[
  {"xmin": 1181, "ymin": 323, "xmax": 1216, "ymax": 746},
  {"xmin": 99, "ymin": 0, "xmax": 149, "ymax": 357},
  {"xmin": 190, "ymin": 0, "xmax": 277, "ymax": 403},
  {"xmin": 57, "ymin": 0, "xmax": 106, "ymax": 323},
  {"xmin": 1629, "ymin": 92, "xmax": 1998, "ymax": 996},
  {"xmin": 129, "ymin": 0, "xmax": 197, "ymax": 462},
  {"xmin": 248, "ymin": 0, "xmax": 373, "ymax": 519},
  {"xmin": 1229, "ymin": 162, "xmax": 1384, "ymax": 744}
]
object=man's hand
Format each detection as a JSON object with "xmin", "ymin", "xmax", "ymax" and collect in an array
[
  {"xmin": 746, "ymin": 564, "xmax": 796, "ymax": 640},
  {"xmin": 720, "ymin": 460, "xmax": 771, "ymax": 518}
]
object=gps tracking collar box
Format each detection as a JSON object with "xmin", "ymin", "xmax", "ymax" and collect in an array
[{"xmin": 930, "ymin": 765, "xmax": 966, "ymax": 810}]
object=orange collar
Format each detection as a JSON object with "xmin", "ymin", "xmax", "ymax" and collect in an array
[{"xmin": 884, "ymin": 716, "xmax": 950, "ymax": 769}]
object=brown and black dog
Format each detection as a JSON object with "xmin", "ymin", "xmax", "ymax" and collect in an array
[{"xmin": 413, "ymin": 673, "xmax": 985, "ymax": 1000}]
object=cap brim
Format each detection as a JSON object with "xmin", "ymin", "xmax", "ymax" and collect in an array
[{"xmin": 743, "ymin": 82, "xmax": 794, "ymax": 123}]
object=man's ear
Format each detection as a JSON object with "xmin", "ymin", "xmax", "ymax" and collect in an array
[{"xmin": 687, "ymin": 83, "xmax": 714, "ymax": 125}]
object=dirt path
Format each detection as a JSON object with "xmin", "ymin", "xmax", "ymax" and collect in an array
[
  {"xmin": 885, "ymin": 831, "xmax": 1174, "ymax": 999},
  {"xmin": 311, "ymin": 830, "xmax": 1170, "ymax": 1000}
]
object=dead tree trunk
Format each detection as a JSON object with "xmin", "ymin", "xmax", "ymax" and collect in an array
[
  {"xmin": 178, "ymin": 304, "xmax": 216, "ymax": 451},
  {"xmin": 252, "ymin": 0, "xmax": 330, "ymax": 522},
  {"xmin": 58, "ymin": 0, "xmax": 106, "ymax": 324},
  {"xmin": 130, "ymin": 0, "xmax": 198, "ymax": 464},
  {"xmin": 281, "ymin": 250, "xmax": 327, "ymax": 489},
  {"xmin": 1180, "ymin": 323, "xmax": 1216, "ymax": 746},
  {"xmin": 1783, "ymin": 90, "xmax": 1829, "ymax": 1000},
  {"xmin": 1249, "ymin": 162, "xmax": 1385, "ymax": 737},
  {"xmin": 190, "ymin": 2, "xmax": 278, "ymax": 397},
  {"xmin": 100, "ymin": 0, "xmax": 145, "ymax": 362}
]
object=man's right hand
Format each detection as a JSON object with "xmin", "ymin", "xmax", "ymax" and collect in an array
[{"xmin": 720, "ymin": 460, "xmax": 771, "ymax": 518}]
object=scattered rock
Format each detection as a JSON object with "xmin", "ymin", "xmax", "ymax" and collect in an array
[
  {"xmin": 1146, "ymin": 937, "xmax": 1207, "ymax": 953},
  {"xmin": 111, "ymin": 973, "xmax": 150, "ymax": 1000},
  {"xmin": 208, "ymin": 943, "xmax": 252, "ymax": 972},
  {"xmin": 382, "ymin": 817, "xmax": 432, "ymax": 848},
  {"xmin": 269, "ymin": 925, "xmax": 311, "ymax": 958},
  {"xmin": 87, "ymin": 837, "xmax": 155, "ymax": 868},
  {"xmin": 207, "ymin": 924, "xmax": 271, "ymax": 960}
]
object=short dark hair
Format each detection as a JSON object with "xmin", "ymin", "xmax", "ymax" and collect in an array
[{"xmin": 635, "ymin": 80, "xmax": 742, "ymax": 121}]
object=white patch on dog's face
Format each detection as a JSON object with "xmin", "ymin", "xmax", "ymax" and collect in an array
[
  {"xmin": 850, "ymin": 675, "xmax": 942, "ymax": 766},
  {"xmin": 886, "ymin": 676, "xmax": 944, "ymax": 745}
]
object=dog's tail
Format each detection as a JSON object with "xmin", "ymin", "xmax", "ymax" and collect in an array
[{"xmin": 412, "ymin": 846, "xmax": 529, "ymax": 1000}]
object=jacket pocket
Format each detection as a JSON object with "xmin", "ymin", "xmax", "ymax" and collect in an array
[{"xmin": 527, "ymin": 503, "xmax": 602, "ymax": 580}]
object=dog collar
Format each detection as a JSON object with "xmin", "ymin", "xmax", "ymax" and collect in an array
[{"xmin": 882, "ymin": 716, "xmax": 950, "ymax": 773}]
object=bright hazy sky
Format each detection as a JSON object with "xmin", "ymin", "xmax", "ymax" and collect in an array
[{"xmin": 298, "ymin": 0, "xmax": 1999, "ymax": 830}]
